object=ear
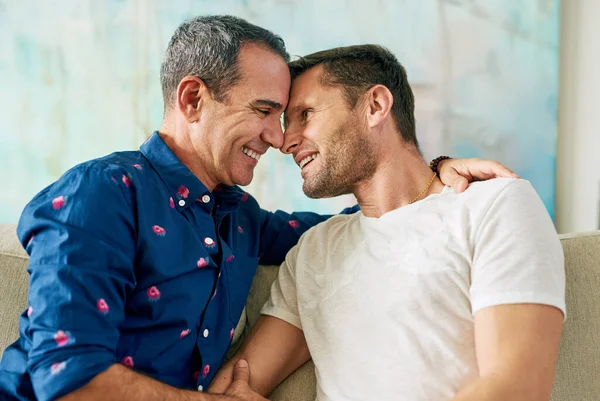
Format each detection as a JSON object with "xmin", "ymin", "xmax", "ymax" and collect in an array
[
  {"xmin": 176, "ymin": 76, "xmax": 209, "ymax": 123},
  {"xmin": 365, "ymin": 84, "xmax": 393, "ymax": 129}
]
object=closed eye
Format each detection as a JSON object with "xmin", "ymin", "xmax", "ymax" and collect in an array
[
  {"xmin": 252, "ymin": 99, "xmax": 283, "ymax": 117},
  {"xmin": 301, "ymin": 108, "xmax": 313, "ymax": 122}
]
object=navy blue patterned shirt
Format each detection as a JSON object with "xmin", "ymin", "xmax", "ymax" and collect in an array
[{"xmin": 0, "ymin": 132, "xmax": 357, "ymax": 401}]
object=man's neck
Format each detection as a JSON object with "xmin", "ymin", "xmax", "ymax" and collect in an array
[
  {"xmin": 354, "ymin": 144, "xmax": 444, "ymax": 218},
  {"xmin": 158, "ymin": 119, "xmax": 218, "ymax": 192}
]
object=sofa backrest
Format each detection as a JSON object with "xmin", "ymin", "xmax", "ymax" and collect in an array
[
  {"xmin": 0, "ymin": 223, "xmax": 29, "ymax": 355},
  {"xmin": 550, "ymin": 232, "xmax": 600, "ymax": 400},
  {"xmin": 1, "ymin": 223, "xmax": 599, "ymax": 400}
]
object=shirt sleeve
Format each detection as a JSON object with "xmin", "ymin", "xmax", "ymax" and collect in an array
[
  {"xmin": 17, "ymin": 164, "xmax": 137, "ymax": 401},
  {"xmin": 258, "ymin": 204, "xmax": 359, "ymax": 266},
  {"xmin": 470, "ymin": 179, "xmax": 566, "ymax": 318},
  {"xmin": 260, "ymin": 243, "xmax": 302, "ymax": 330}
]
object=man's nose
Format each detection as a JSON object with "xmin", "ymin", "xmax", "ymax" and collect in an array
[
  {"xmin": 281, "ymin": 127, "xmax": 301, "ymax": 155},
  {"xmin": 260, "ymin": 119, "xmax": 284, "ymax": 149}
]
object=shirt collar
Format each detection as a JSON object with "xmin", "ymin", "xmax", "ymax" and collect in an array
[
  {"xmin": 140, "ymin": 132, "xmax": 246, "ymax": 212},
  {"xmin": 213, "ymin": 183, "xmax": 247, "ymax": 211}
]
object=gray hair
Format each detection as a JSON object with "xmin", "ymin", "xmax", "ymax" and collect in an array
[{"xmin": 160, "ymin": 15, "xmax": 290, "ymax": 109}]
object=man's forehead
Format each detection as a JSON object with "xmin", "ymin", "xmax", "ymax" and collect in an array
[
  {"xmin": 236, "ymin": 43, "xmax": 291, "ymax": 103},
  {"xmin": 288, "ymin": 68, "xmax": 325, "ymax": 108},
  {"xmin": 288, "ymin": 85, "xmax": 313, "ymax": 109}
]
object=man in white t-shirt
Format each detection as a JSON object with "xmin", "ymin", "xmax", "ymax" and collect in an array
[{"xmin": 209, "ymin": 45, "xmax": 565, "ymax": 401}]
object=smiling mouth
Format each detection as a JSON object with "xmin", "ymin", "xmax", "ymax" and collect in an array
[
  {"xmin": 241, "ymin": 146, "xmax": 261, "ymax": 162},
  {"xmin": 299, "ymin": 153, "xmax": 318, "ymax": 169}
]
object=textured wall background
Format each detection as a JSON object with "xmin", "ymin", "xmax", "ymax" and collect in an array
[{"xmin": 0, "ymin": 0, "xmax": 560, "ymax": 223}]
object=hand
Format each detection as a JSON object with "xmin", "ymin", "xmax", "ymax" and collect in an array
[
  {"xmin": 438, "ymin": 158, "xmax": 520, "ymax": 193},
  {"xmin": 222, "ymin": 360, "xmax": 269, "ymax": 401}
]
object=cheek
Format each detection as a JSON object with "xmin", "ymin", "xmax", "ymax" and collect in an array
[
  {"xmin": 294, "ymin": 124, "xmax": 321, "ymax": 147},
  {"xmin": 308, "ymin": 115, "xmax": 341, "ymax": 140},
  {"xmin": 233, "ymin": 119, "xmax": 266, "ymax": 143},
  {"xmin": 308, "ymin": 123, "xmax": 335, "ymax": 151}
]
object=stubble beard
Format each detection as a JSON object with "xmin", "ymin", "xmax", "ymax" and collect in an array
[{"xmin": 302, "ymin": 120, "xmax": 377, "ymax": 199}]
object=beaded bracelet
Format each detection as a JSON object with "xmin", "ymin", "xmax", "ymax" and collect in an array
[{"xmin": 429, "ymin": 156, "xmax": 451, "ymax": 177}]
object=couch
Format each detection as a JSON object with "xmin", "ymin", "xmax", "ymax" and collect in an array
[{"xmin": 1, "ymin": 222, "xmax": 599, "ymax": 400}]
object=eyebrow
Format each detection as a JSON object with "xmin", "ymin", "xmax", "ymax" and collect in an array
[{"xmin": 254, "ymin": 99, "xmax": 284, "ymax": 110}]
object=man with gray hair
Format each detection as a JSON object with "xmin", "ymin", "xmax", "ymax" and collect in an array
[{"xmin": 0, "ymin": 16, "xmax": 515, "ymax": 401}]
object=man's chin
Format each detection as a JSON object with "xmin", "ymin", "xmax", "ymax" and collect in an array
[
  {"xmin": 231, "ymin": 172, "xmax": 254, "ymax": 187},
  {"xmin": 303, "ymin": 183, "xmax": 338, "ymax": 199}
]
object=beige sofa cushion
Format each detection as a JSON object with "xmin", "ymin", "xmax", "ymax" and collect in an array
[
  {"xmin": 0, "ymin": 224, "xmax": 29, "ymax": 356},
  {"xmin": 551, "ymin": 232, "xmax": 600, "ymax": 400}
]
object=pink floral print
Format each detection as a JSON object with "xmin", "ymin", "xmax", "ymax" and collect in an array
[
  {"xmin": 152, "ymin": 225, "xmax": 166, "ymax": 237},
  {"xmin": 202, "ymin": 364, "xmax": 210, "ymax": 377},
  {"xmin": 178, "ymin": 185, "xmax": 189, "ymax": 198},
  {"xmin": 288, "ymin": 220, "xmax": 299, "ymax": 228},
  {"xmin": 27, "ymin": 306, "xmax": 33, "ymax": 317},
  {"xmin": 237, "ymin": 226, "xmax": 244, "ymax": 234},
  {"xmin": 50, "ymin": 361, "xmax": 67, "ymax": 375},
  {"xmin": 230, "ymin": 328, "xmax": 235, "ymax": 341},
  {"xmin": 133, "ymin": 164, "xmax": 142, "ymax": 170},
  {"xmin": 52, "ymin": 196, "xmax": 66, "ymax": 210},
  {"xmin": 147, "ymin": 286, "xmax": 161, "ymax": 301},
  {"xmin": 122, "ymin": 175, "xmax": 131, "ymax": 188},
  {"xmin": 97, "ymin": 299, "xmax": 109, "ymax": 314},
  {"xmin": 54, "ymin": 330, "xmax": 70, "ymax": 347},
  {"xmin": 121, "ymin": 356, "xmax": 134, "ymax": 368},
  {"xmin": 197, "ymin": 258, "xmax": 208, "ymax": 268},
  {"xmin": 241, "ymin": 193, "xmax": 249, "ymax": 202},
  {"xmin": 204, "ymin": 237, "xmax": 215, "ymax": 249},
  {"xmin": 226, "ymin": 255, "xmax": 234, "ymax": 263},
  {"xmin": 180, "ymin": 329, "xmax": 191, "ymax": 339}
]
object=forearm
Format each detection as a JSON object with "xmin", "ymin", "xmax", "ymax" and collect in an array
[
  {"xmin": 209, "ymin": 316, "xmax": 310, "ymax": 396},
  {"xmin": 57, "ymin": 364, "xmax": 230, "ymax": 401},
  {"xmin": 451, "ymin": 374, "xmax": 546, "ymax": 401}
]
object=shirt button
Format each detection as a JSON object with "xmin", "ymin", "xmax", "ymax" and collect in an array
[
  {"xmin": 202, "ymin": 195, "xmax": 211, "ymax": 203},
  {"xmin": 203, "ymin": 329, "xmax": 209, "ymax": 338},
  {"xmin": 178, "ymin": 199, "xmax": 185, "ymax": 207},
  {"xmin": 197, "ymin": 385, "xmax": 203, "ymax": 392},
  {"xmin": 204, "ymin": 237, "xmax": 214, "ymax": 246}
]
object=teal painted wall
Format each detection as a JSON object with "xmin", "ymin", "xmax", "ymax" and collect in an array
[{"xmin": 0, "ymin": 0, "xmax": 560, "ymax": 222}]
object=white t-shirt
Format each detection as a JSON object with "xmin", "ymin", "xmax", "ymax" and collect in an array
[{"xmin": 261, "ymin": 178, "xmax": 565, "ymax": 401}]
